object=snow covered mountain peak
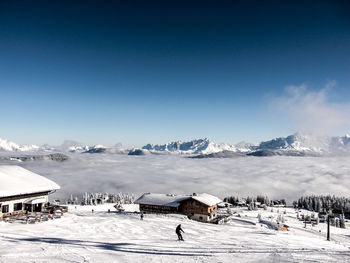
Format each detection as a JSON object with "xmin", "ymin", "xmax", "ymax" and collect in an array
[
  {"xmin": 254, "ymin": 132, "xmax": 350, "ymax": 155},
  {"xmin": 141, "ymin": 138, "xmax": 239, "ymax": 155},
  {"xmin": 257, "ymin": 133, "xmax": 311, "ymax": 151}
]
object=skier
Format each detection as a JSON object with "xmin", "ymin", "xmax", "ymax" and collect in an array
[
  {"xmin": 140, "ymin": 212, "xmax": 144, "ymax": 220},
  {"xmin": 176, "ymin": 224, "xmax": 185, "ymax": 241}
]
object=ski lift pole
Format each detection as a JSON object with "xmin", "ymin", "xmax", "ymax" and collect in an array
[
  {"xmin": 327, "ymin": 215, "xmax": 330, "ymax": 241},
  {"xmin": 327, "ymin": 210, "xmax": 333, "ymax": 241}
]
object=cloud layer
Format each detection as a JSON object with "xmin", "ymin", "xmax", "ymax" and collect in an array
[{"xmin": 10, "ymin": 154, "xmax": 350, "ymax": 204}]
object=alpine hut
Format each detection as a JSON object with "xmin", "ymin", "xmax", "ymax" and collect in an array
[
  {"xmin": 0, "ymin": 165, "xmax": 60, "ymax": 218},
  {"xmin": 135, "ymin": 192, "xmax": 222, "ymax": 222}
]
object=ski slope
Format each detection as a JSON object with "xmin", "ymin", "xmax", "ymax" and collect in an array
[{"xmin": 1, "ymin": 205, "xmax": 350, "ymax": 262}]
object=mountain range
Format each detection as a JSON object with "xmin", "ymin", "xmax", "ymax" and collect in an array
[{"xmin": 1, "ymin": 133, "xmax": 350, "ymax": 157}]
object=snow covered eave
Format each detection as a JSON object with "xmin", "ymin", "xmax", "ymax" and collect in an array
[
  {"xmin": 0, "ymin": 186, "xmax": 60, "ymax": 199},
  {"xmin": 0, "ymin": 165, "xmax": 60, "ymax": 199},
  {"xmin": 190, "ymin": 193, "xmax": 222, "ymax": 207}
]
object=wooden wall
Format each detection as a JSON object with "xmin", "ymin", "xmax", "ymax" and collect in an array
[
  {"xmin": 139, "ymin": 204, "xmax": 178, "ymax": 214},
  {"xmin": 179, "ymin": 199, "xmax": 217, "ymax": 216}
]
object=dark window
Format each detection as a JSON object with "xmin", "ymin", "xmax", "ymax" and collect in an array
[
  {"xmin": 33, "ymin": 203, "xmax": 42, "ymax": 212},
  {"xmin": 14, "ymin": 203, "xmax": 23, "ymax": 211},
  {"xmin": 25, "ymin": 204, "xmax": 32, "ymax": 212},
  {"xmin": 2, "ymin": 205, "xmax": 9, "ymax": 213}
]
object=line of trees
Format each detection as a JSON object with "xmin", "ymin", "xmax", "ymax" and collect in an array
[
  {"xmin": 67, "ymin": 192, "xmax": 135, "ymax": 206},
  {"xmin": 294, "ymin": 195, "xmax": 350, "ymax": 215},
  {"xmin": 224, "ymin": 195, "xmax": 286, "ymax": 207}
]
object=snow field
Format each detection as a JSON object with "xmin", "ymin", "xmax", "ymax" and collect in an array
[{"xmin": 1, "ymin": 205, "xmax": 350, "ymax": 262}]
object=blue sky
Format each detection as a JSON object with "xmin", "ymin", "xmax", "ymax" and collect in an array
[{"xmin": 0, "ymin": 1, "xmax": 349, "ymax": 147}]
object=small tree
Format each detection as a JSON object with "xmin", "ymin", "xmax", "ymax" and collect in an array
[{"xmin": 340, "ymin": 213, "xmax": 346, "ymax": 229}]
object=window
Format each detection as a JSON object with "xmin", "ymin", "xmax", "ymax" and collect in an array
[
  {"xmin": 14, "ymin": 203, "xmax": 23, "ymax": 211},
  {"xmin": 2, "ymin": 205, "xmax": 9, "ymax": 214}
]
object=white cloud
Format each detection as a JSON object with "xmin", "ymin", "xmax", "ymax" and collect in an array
[{"xmin": 271, "ymin": 81, "xmax": 350, "ymax": 136}]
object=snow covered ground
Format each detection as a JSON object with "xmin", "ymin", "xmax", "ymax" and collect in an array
[{"xmin": 1, "ymin": 205, "xmax": 350, "ymax": 262}]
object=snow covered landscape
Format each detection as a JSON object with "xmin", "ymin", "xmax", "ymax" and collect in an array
[
  {"xmin": 2, "ymin": 1, "xmax": 350, "ymax": 261},
  {"xmin": 1, "ymin": 204, "xmax": 350, "ymax": 262},
  {"xmin": 1, "ymin": 136, "xmax": 350, "ymax": 262},
  {"xmin": 1, "ymin": 135, "xmax": 350, "ymax": 203}
]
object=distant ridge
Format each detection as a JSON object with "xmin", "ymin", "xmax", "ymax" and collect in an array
[
  {"xmin": 141, "ymin": 133, "xmax": 350, "ymax": 157},
  {"xmin": 1, "ymin": 133, "xmax": 350, "ymax": 157}
]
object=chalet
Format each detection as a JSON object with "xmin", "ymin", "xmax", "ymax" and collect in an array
[
  {"xmin": 135, "ymin": 193, "xmax": 222, "ymax": 222},
  {"xmin": 0, "ymin": 165, "xmax": 60, "ymax": 219}
]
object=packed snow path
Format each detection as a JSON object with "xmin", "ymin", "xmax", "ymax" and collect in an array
[{"xmin": 1, "ymin": 205, "xmax": 350, "ymax": 263}]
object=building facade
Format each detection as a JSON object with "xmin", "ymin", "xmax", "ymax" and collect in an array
[
  {"xmin": 178, "ymin": 198, "xmax": 218, "ymax": 222},
  {"xmin": 135, "ymin": 193, "xmax": 221, "ymax": 222}
]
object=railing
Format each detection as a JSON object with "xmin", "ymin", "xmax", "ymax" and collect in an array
[
  {"xmin": 0, "ymin": 205, "xmax": 68, "ymax": 223},
  {"xmin": 1, "ymin": 210, "xmax": 26, "ymax": 218}
]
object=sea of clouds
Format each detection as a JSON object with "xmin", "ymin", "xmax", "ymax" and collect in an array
[{"xmin": 6, "ymin": 153, "xmax": 350, "ymax": 204}]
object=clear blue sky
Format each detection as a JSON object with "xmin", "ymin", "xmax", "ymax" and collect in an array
[{"xmin": 0, "ymin": 1, "xmax": 349, "ymax": 147}]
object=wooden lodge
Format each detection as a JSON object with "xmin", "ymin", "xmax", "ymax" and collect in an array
[
  {"xmin": 135, "ymin": 193, "xmax": 222, "ymax": 222},
  {"xmin": 0, "ymin": 165, "xmax": 60, "ymax": 219}
]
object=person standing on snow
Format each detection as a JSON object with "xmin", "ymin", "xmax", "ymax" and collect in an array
[{"xmin": 176, "ymin": 224, "xmax": 185, "ymax": 241}]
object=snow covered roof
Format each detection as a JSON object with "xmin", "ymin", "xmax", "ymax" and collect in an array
[
  {"xmin": 135, "ymin": 193, "xmax": 222, "ymax": 207},
  {"xmin": 134, "ymin": 193, "xmax": 190, "ymax": 207},
  {"xmin": 0, "ymin": 165, "xmax": 60, "ymax": 198},
  {"xmin": 191, "ymin": 193, "xmax": 222, "ymax": 206}
]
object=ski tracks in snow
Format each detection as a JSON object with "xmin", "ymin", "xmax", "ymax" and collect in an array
[{"xmin": 1, "ymin": 207, "xmax": 350, "ymax": 262}]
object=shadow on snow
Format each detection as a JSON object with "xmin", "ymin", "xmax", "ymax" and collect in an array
[{"xmin": 2, "ymin": 235, "xmax": 350, "ymax": 258}]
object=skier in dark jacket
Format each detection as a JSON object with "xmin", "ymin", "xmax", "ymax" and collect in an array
[{"xmin": 176, "ymin": 224, "xmax": 185, "ymax": 241}]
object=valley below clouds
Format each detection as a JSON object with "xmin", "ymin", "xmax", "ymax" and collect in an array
[{"xmin": 4, "ymin": 154, "xmax": 350, "ymax": 203}]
